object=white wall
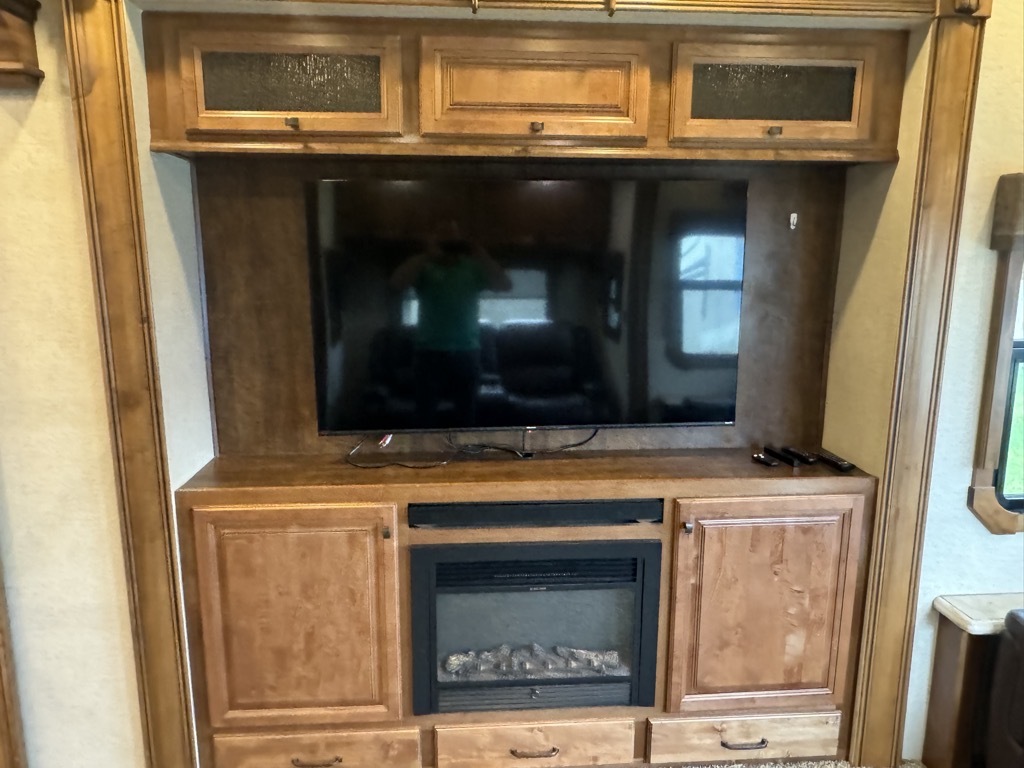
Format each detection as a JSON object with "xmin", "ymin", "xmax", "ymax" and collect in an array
[
  {"xmin": 902, "ymin": 1, "xmax": 1024, "ymax": 757},
  {"xmin": 0, "ymin": 2, "xmax": 146, "ymax": 766}
]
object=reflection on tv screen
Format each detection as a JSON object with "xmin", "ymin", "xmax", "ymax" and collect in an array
[{"xmin": 307, "ymin": 175, "xmax": 747, "ymax": 433}]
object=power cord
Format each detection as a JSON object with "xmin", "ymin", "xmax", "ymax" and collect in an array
[{"xmin": 344, "ymin": 428, "xmax": 601, "ymax": 468}]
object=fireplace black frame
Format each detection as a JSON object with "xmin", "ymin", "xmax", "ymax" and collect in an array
[{"xmin": 410, "ymin": 540, "xmax": 661, "ymax": 715}]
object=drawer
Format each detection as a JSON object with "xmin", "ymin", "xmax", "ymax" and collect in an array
[
  {"xmin": 420, "ymin": 36, "xmax": 650, "ymax": 141},
  {"xmin": 435, "ymin": 719, "xmax": 635, "ymax": 768},
  {"xmin": 212, "ymin": 729, "xmax": 421, "ymax": 768},
  {"xmin": 647, "ymin": 712, "xmax": 840, "ymax": 762}
]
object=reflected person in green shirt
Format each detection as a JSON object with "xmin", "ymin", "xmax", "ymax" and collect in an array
[{"xmin": 391, "ymin": 222, "xmax": 511, "ymax": 428}]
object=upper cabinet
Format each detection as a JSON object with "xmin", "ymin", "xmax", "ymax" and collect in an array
[
  {"xmin": 0, "ymin": 0, "xmax": 43, "ymax": 88},
  {"xmin": 670, "ymin": 30, "xmax": 907, "ymax": 153},
  {"xmin": 419, "ymin": 36, "xmax": 650, "ymax": 141},
  {"xmin": 178, "ymin": 30, "xmax": 402, "ymax": 137},
  {"xmin": 143, "ymin": 14, "xmax": 909, "ymax": 162}
]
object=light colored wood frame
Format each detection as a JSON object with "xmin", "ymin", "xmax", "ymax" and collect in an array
[
  {"xmin": 667, "ymin": 494, "xmax": 864, "ymax": 720},
  {"xmin": 968, "ymin": 173, "xmax": 1024, "ymax": 534},
  {"xmin": 179, "ymin": 30, "xmax": 403, "ymax": 137},
  {"xmin": 670, "ymin": 38, "xmax": 874, "ymax": 146},
  {"xmin": 58, "ymin": 2, "xmax": 992, "ymax": 768}
]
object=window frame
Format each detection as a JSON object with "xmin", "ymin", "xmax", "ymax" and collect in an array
[
  {"xmin": 968, "ymin": 173, "xmax": 1024, "ymax": 533},
  {"xmin": 665, "ymin": 215, "xmax": 746, "ymax": 370}
]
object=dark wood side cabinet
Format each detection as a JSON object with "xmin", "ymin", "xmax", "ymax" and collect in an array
[{"xmin": 0, "ymin": 0, "xmax": 42, "ymax": 88}]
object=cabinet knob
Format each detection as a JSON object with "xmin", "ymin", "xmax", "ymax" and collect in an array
[
  {"xmin": 682, "ymin": 522, "xmax": 694, "ymax": 535},
  {"xmin": 382, "ymin": 526, "xmax": 392, "ymax": 539},
  {"xmin": 766, "ymin": 125, "xmax": 783, "ymax": 137},
  {"xmin": 529, "ymin": 121, "xmax": 545, "ymax": 133},
  {"xmin": 284, "ymin": 116, "xmax": 300, "ymax": 130}
]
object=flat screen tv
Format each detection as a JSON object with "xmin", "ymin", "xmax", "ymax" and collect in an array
[{"xmin": 307, "ymin": 168, "xmax": 748, "ymax": 435}]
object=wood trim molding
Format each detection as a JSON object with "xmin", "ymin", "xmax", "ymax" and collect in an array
[
  {"xmin": 968, "ymin": 173, "xmax": 1024, "ymax": 534},
  {"xmin": 0, "ymin": 0, "xmax": 43, "ymax": 87},
  {"xmin": 61, "ymin": 3, "xmax": 991, "ymax": 768},
  {"xmin": 61, "ymin": 2, "xmax": 193, "ymax": 767},
  {"xmin": 0, "ymin": 565, "xmax": 25, "ymax": 768},
  {"xmin": 848, "ymin": 10, "xmax": 989, "ymax": 767}
]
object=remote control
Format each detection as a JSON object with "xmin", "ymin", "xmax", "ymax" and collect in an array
[
  {"xmin": 751, "ymin": 451, "xmax": 780, "ymax": 467},
  {"xmin": 763, "ymin": 444, "xmax": 802, "ymax": 467},
  {"xmin": 780, "ymin": 446, "xmax": 818, "ymax": 464},
  {"xmin": 816, "ymin": 448, "xmax": 855, "ymax": 472}
]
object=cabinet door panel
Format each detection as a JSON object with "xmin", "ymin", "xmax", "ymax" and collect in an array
[
  {"xmin": 180, "ymin": 31, "xmax": 402, "ymax": 136},
  {"xmin": 670, "ymin": 30, "xmax": 905, "ymax": 150},
  {"xmin": 420, "ymin": 36, "xmax": 650, "ymax": 140},
  {"xmin": 194, "ymin": 503, "xmax": 401, "ymax": 727},
  {"xmin": 669, "ymin": 494, "xmax": 863, "ymax": 713}
]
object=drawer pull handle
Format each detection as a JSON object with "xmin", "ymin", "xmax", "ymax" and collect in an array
[
  {"xmin": 766, "ymin": 125, "xmax": 783, "ymax": 137},
  {"xmin": 721, "ymin": 737, "xmax": 769, "ymax": 751},
  {"xmin": 529, "ymin": 121, "xmax": 545, "ymax": 133},
  {"xmin": 510, "ymin": 746, "xmax": 559, "ymax": 759},
  {"xmin": 284, "ymin": 116, "xmax": 300, "ymax": 130},
  {"xmin": 291, "ymin": 758, "xmax": 341, "ymax": 768}
]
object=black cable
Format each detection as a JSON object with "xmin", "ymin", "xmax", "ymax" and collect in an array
[{"xmin": 344, "ymin": 428, "xmax": 601, "ymax": 469}]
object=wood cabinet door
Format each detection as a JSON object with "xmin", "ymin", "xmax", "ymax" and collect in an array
[
  {"xmin": 670, "ymin": 30, "xmax": 905, "ymax": 150},
  {"xmin": 668, "ymin": 494, "xmax": 864, "ymax": 714},
  {"xmin": 179, "ymin": 30, "xmax": 403, "ymax": 136},
  {"xmin": 420, "ymin": 36, "xmax": 650, "ymax": 140},
  {"xmin": 193, "ymin": 503, "xmax": 402, "ymax": 728}
]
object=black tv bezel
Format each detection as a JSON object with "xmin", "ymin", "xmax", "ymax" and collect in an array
[{"xmin": 305, "ymin": 159, "xmax": 748, "ymax": 438}]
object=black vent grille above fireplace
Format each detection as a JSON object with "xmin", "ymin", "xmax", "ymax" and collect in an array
[{"xmin": 436, "ymin": 558, "xmax": 638, "ymax": 588}]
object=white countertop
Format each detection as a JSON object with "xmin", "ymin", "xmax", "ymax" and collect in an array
[{"xmin": 933, "ymin": 593, "xmax": 1024, "ymax": 635}]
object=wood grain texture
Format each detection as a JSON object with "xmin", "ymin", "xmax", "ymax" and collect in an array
[
  {"xmin": 186, "ymin": 0, "xmax": 936, "ymax": 17},
  {"xmin": 178, "ymin": 29, "xmax": 403, "ymax": 137},
  {"xmin": 435, "ymin": 719, "xmax": 635, "ymax": 768},
  {"xmin": 213, "ymin": 728, "xmax": 421, "ymax": 768},
  {"xmin": 141, "ymin": 14, "xmax": 906, "ymax": 162},
  {"xmin": 849, "ymin": 11, "xmax": 990, "ymax": 767},
  {"xmin": 647, "ymin": 711, "xmax": 841, "ymax": 762},
  {"xmin": 420, "ymin": 36, "xmax": 650, "ymax": 140},
  {"xmin": 61, "ymin": 2, "xmax": 193, "ymax": 767},
  {"xmin": 669, "ymin": 495, "xmax": 863, "ymax": 715},
  {"xmin": 193, "ymin": 503, "xmax": 402, "ymax": 728},
  {"xmin": 0, "ymin": 566, "xmax": 25, "ymax": 768},
  {"xmin": 968, "ymin": 173, "xmax": 1024, "ymax": 533},
  {"xmin": 196, "ymin": 160, "xmax": 844, "ymax": 457},
  {"xmin": 921, "ymin": 617, "xmax": 1000, "ymax": 768},
  {"xmin": 670, "ymin": 30, "xmax": 906, "ymax": 153},
  {"xmin": 0, "ymin": 3, "xmax": 42, "ymax": 86}
]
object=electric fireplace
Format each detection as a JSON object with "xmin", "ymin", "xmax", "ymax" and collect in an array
[{"xmin": 411, "ymin": 541, "xmax": 660, "ymax": 714}]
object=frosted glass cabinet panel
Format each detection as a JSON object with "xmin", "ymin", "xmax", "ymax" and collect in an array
[
  {"xmin": 670, "ymin": 30, "xmax": 905, "ymax": 151},
  {"xmin": 179, "ymin": 31, "xmax": 403, "ymax": 136}
]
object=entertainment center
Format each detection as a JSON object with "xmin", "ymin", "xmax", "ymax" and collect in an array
[{"xmin": 119, "ymin": 4, "xmax": 980, "ymax": 767}]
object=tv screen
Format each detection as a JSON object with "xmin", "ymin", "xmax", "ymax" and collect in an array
[{"xmin": 307, "ymin": 171, "xmax": 748, "ymax": 434}]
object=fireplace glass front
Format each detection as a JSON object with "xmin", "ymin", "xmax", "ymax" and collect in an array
[{"xmin": 411, "ymin": 541, "xmax": 660, "ymax": 714}]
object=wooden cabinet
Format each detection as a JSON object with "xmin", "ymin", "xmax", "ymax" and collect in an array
[
  {"xmin": 668, "ymin": 494, "xmax": 864, "ymax": 715},
  {"xmin": 419, "ymin": 36, "xmax": 650, "ymax": 140},
  {"xmin": 434, "ymin": 719, "xmax": 635, "ymax": 768},
  {"xmin": 670, "ymin": 30, "xmax": 906, "ymax": 151},
  {"xmin": 647, "ymin": 712, "xmax": 841, "ymax": 762},
  {"xmin": 143, "ymin": 14, "xmax": 907, "ymax": 161},
  {"xmin": 212, "ymin": 728, "xmax": 422, "ymax": 768},
  {"xmin": 178, "ymin": 30, "xmax": 402, "ymax": 136},
  {"xmin": 192, "ymin": 502, "xmax": 402, "ymax": 728}
]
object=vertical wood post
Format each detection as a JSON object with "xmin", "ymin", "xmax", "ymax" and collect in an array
[{"xmin": 61, "ymin": 1, "xmax": 193, "ymax": 767}]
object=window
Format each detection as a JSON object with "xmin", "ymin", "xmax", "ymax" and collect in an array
[
  {"xmin": 968, "ymin": 172, "xmax": 1024, "ymax": 533},
  {"xmin": 996, "ymin": 279, "xmax": 1024, "ymax": 508},
  {"xmin": 670, "ymin": 228, "xmax": 745, "ymax": 366}
]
